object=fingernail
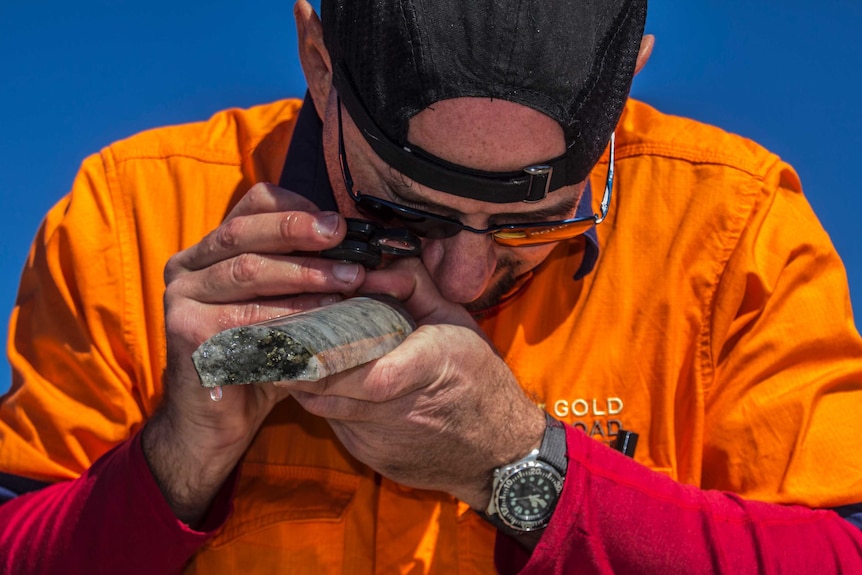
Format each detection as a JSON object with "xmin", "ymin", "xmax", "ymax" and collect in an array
[
  {"xmin": 314, "ymin": 213, "xmax": 340, "ymax": 237},
  {"xmin": 332, "ymin": 262, "xmax": 360, "ymax": 283}
]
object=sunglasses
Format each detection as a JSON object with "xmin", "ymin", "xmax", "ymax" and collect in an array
[{"xmin": 337, "ymin": 99, "xmax": 614, "ymax": 248}]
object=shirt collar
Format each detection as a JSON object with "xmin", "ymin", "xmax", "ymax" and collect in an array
[{"xmin": 279, "ymin": 92, "xmax": 599, "ymax": 280}]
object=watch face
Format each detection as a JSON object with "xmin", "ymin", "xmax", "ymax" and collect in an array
[{"xmin": 496, "ymin": 461, "xmax": 564, "ymax": 531}]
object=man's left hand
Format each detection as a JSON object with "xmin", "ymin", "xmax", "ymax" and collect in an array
[{"xmin": 284, "ymin": 257, "xmax": 547, "ymax": 510}]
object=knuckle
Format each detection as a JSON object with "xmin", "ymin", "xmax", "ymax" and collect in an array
[
  {"xmin": 294, "ymin": 257, "xmax": 326, "ymax": 284},
  {"xmin": 245, "ymin": 181, "xmax": 271, "ymax": 203},
  {"xmin": 163, "ymin": 254, "xmax": 184, "ymax": 284},
  {"xmin": 369, "ymin": 361, "xmax": 403, "ymax": 402},
  {"xmin": 278, "ymin": 211, "xmax": 308, "ymax": 242},
  {"xmin": 279, "ymin": 256, "xmax": 330, "ymax": 290},
  {"xmin": 243, "ymin": 182, "xmax": 282, "ymax": 213},
  {"xmin": 163, "ymin": 276, "xmax": 182, "ymax": 303},
  {"xmin": 163, "ymin": 272, "xmax": 200, "ymax": 312},
  {"xmin": 230, "ymin": 253, "xmax": 263, "ymax": 285},
  {"xmin": 215, "ymin": 217, "xmax": 244, "ymax": 251}
]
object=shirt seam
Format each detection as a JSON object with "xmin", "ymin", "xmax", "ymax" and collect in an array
[
  {"xmin": 95, "ymin": 117, "xmax": 294, "ymax": 413},
  {"xmin": 612, "ymin": 141, "xmax": 775, "ymax": 180},
  {"xmin": 694, "ymin": 152, "xmax": 785, "ymax": 401},
  {"xmin": 106, "ymin": 100, "xmax": 302, "ymax": 172},
  {"xmin": 99, "ymin": 145, "xmax": 142, "ymax": 413},
  {"xmin": 109, "ymin": 148, "xmax": 243, "ymax": 168}
]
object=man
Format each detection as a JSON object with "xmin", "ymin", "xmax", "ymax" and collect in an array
[{"xmin": 1, "ymin": 0, "xmax": 861, "ymax": 572}]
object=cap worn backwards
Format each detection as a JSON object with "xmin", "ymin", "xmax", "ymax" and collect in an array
[{"xmin": 321, "ymin": 0, "xmax": 647, "ymax": 203}]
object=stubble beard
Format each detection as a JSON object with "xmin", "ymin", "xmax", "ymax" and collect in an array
[{"xmin": 463, "ymin": 255, "xmax": 521, "ymax": 314}]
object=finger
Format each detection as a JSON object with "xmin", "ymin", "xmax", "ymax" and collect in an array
[
  {"xmin": 290, "ymin": 389, "xmax": 379, "ymax": 422},
  {"xmin": 167, "ymin": 253, "xmax": 364, "ymax": 304},
  {"xmin": 168, "ymin": 210, "xmax": 347, "ymax": 279},
  {"xmin": 205, "ymin": 293, "xmax": 347, "ymax": 332},
  {"xmin": 204, "ymin": 377, "xmax": 294, "ymax": 409},
  {"xmin": 225, "ymin": 182, "xmax": 321, "ymax": 220},
  {"xmin": 165, "ymin": 293, "xmax": 345, "ymax": 352},
  {"xmin": 360, "ymin": 258, "xmax": 478, "ymax": 329},
  {"xmin": 284, "ymin": 324, "xmax": 460, "ymax": 402}
]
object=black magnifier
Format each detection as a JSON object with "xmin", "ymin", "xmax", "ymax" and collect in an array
[{"xmin": 320, "ymin": 219, "xmax": 422, "ymax": 268}]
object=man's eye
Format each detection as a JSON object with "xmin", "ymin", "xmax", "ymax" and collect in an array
[
  {"xmin": 490, "ymin": 213, "xmax": 565, "ymax": 227},
  {"xmin": 392, "ymin": 197, "xmax": 429, "ymax": 211},
  {"xmin": 387, "ymin": 194, "xmax": 459, "ymax": 219}
]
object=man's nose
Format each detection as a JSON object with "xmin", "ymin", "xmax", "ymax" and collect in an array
[{"xmin": 422, "ymin": 231, "xmax": 497, "ymax": 304}]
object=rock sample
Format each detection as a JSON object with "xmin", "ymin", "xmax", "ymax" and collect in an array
[{"xmin": 192, "ymin": 297, "xmax": 414, "ymax": 387}]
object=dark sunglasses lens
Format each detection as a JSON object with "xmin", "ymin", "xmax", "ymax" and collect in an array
[
  {"xmin": 358, "ymin": 196, "xmax": 461, "ymax": 239},
  {"xmin": 493, "ymin": 220, "xmax": 595, "ymax": 247},
  {"xmin": 417, "ymin": 221, "xmax": 461, "ymax": 239},
  {"xmin": 357, "ymin": 197, "xmax": 397, "ymax": 224}
]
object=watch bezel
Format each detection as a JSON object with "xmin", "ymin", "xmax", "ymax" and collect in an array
[{"xmin": 492, "ymin": 458, "xmax": 564, "ymax": 532}]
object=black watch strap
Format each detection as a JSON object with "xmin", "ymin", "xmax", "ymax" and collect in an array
[
  {"xmin": 540, "ymin": 412, "xmax": 568, "ymax": 475},
  {"xmin": 482, "ymin": 413, "xmax": 569, "ymax": 535}
]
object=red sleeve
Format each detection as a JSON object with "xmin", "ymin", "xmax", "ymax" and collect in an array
[
  {"xmin": 496, "ymin": 425, "xmax": 862, "ymax": 574},
  {"xmin": 0, "ymin": 430, "xmax": 235, "ymax": 574}
]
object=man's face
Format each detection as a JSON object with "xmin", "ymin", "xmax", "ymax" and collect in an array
[{"xmin": 324, "ymin": 95, "xmax": 588, "ymax": 312}]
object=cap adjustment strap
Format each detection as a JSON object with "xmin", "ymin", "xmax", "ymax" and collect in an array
[
  {"xmin": 523, "ymin": 165, "xmax": 553, "ymax": 202},
  {"xmin": 335, "ymin": 64, "xmax": 574, "ymax": 204}
]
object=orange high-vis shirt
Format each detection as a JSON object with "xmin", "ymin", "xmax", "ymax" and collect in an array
[{"xmin": 2, "ymin": 97, "xmax": 861, "ymax": 573}]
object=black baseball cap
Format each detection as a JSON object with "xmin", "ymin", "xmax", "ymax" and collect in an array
[{"xmin": 321, "ymin": 0, "xmax": 647, "ymax": 204}]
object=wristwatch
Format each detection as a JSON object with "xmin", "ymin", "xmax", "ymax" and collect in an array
[{"xmin": 485, "ymin": 413, "xmax": 568, "ymax": 533}]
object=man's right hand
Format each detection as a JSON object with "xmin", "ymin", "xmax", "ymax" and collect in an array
[{"xmin": 141, "ymin": 182, "xmax": 365, "ymax": 526}]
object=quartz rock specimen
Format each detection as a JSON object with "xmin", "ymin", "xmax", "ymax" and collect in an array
[{"xmin": 192, "ymin": 297, "xmax": 415, "ymax": 387}]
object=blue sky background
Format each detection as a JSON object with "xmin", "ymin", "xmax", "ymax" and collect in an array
[{"xmin": 1, "ymin": 1, "xmax": 860, "ymax": 394}]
